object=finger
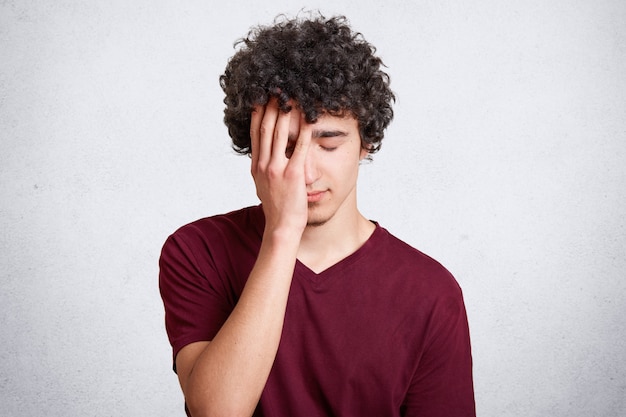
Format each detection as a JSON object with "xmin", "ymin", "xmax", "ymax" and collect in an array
[
  {"xmin": 258, "ymin": 98, "xmax": 279, "ymax": 167},
  {"xmin": 270, "ymin": 105, "xmax": 292, "ymax": 164},
  {"xmin": 288, "ymin": 112, "xmax": 312, "ymax": 166},
  {"xmin": 250, "ymin": 104, "xmax": 265, "ymax": 169}
]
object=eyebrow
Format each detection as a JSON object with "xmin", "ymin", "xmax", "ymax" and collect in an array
[
  {"xmin": 289, "ymin": 130, "xmax": 348, "ymax": 141},
  {"xmin": 312, "ymin": 129, "xmax": 348, "ymax": 138}
]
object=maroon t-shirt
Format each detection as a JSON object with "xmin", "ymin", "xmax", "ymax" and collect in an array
[{"xmin": 159, "ymin": 205, "xmax": 475, "ymax": 416}]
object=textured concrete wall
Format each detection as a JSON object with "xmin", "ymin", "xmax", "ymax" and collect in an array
[{"xmin": 1, "ymin": 1, "xmax": 624, "ymax": 416}]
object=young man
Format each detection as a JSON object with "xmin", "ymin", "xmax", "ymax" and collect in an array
[{"xmin": 159, "ymin": 14, "xmax": 475, "ymax": 417}]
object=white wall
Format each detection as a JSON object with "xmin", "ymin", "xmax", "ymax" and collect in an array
[{"xmin": 1, "ymin": 0, "xmax": 624, "ymax": 416}]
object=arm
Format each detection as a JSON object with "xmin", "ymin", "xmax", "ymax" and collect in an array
[
  {"xmin": 403, "ymin": 292, "xmax": 476, "ymax": 417},
  {"xmin": 176, "ymin": 99, "xmax": 312, "ymax": 417}
]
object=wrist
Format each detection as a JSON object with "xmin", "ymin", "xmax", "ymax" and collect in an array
[{"xmin": 262, "ymin": 225, "xmax": 303, "ymax": 247}]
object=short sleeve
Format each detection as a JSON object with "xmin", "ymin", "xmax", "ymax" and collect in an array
[
  {"xmin": 402, "ymin": 287, "xmax": 476, "ymax": 416},
  {"xmin": 158, "ymin": 227, "xmax": 233, "ymax": 371}
]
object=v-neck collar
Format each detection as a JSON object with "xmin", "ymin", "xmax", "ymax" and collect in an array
[
  {"xmin": 249, "ymin": 205, "xmax": 384, "ymax": 288},
  {"xmin": 294, "ymin": 223, "xmax": 383, "ymax": 288}
]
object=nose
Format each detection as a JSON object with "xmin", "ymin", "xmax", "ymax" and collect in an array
[{"xmin": 304, "ymin": 149, "xmax": 321, "ymax": 186}]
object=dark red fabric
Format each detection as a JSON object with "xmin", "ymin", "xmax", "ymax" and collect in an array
[{"xmin": 159, "ymin": 205, "xmax": 475, "ymax": 416}]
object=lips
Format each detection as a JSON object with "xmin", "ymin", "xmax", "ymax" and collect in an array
[{"xmin": 306, "ymin": 191, "xmax": 326, "ymax": 203}]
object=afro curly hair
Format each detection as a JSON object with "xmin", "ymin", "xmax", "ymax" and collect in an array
[{"xmin": 219, "ymin": 13, "xmax": 395, "ymax": 155}]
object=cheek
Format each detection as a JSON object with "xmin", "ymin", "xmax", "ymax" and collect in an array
[{"xmin": 334, "ymin": 148, "xmax": 362, "ymax": 177}]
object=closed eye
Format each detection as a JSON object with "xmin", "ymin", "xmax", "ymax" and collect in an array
[
  {"xmin": 286, "ymin": 130, "xmax": 347, "ymax": 157},
  {"xmin": 314, "ymin": 131, "xmax": 346, "ymax": 152}
]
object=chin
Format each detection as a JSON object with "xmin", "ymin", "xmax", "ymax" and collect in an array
[
  {"xmin": 306, "ymin": 219, "xmax": 329, "ymax": 227},
  {"xmin": 306, "ymin": 212, "xmax": 330, "ymax": 227},
  {"xmin": 306, "ymin": 205, "xmax": 332, "ymax": 227}
]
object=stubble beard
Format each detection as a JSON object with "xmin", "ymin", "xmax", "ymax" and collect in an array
[{"xmin": 306, "ymin": 202, "xmax": 330, "ymax": 227}]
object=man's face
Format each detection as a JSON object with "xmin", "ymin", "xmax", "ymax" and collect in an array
[{"xmin": 287, "ymin": 111, "xmax": 367, "ymax": 227}]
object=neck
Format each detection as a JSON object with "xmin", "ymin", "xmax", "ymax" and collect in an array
[{"xmin": 297, "ymin": 203, "xmax": 375, "ymax": 274}]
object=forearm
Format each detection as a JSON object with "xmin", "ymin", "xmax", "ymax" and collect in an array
[
  {"xmin": 180, "ymin": 99, "xmax": 310, "ymax": 417},
  {"xmin": 183, "ymin": 230, "xmax": 299, "ymax": 417}
]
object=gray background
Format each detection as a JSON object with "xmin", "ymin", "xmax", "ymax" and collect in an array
[{"xmin": 1, "ymin": 0, "xmax": 625, "ymax": 416}]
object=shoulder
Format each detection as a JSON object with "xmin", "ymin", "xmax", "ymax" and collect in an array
[
  {"xmin": 171, "ymin": 205, "xmax": 264, "ymax": 239},
  {"xmin": 164, "ymin": 205, "xmax": 264, "ymax": 248},
  {"xmin": 372, "ymin": 225, "xmax": 463, "ymax": 299},
  {"xmin": 159, "ymin": 205, "xmax": 264, "ymax": 300},
  {"xmin": 159, "ymin": 205, "xmax": 264, "ymax": 273}
]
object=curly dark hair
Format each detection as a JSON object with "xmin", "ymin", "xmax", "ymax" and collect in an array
[{"xmin": 219, "ymin": 13, "xmax": 395, "ymax": 155}]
